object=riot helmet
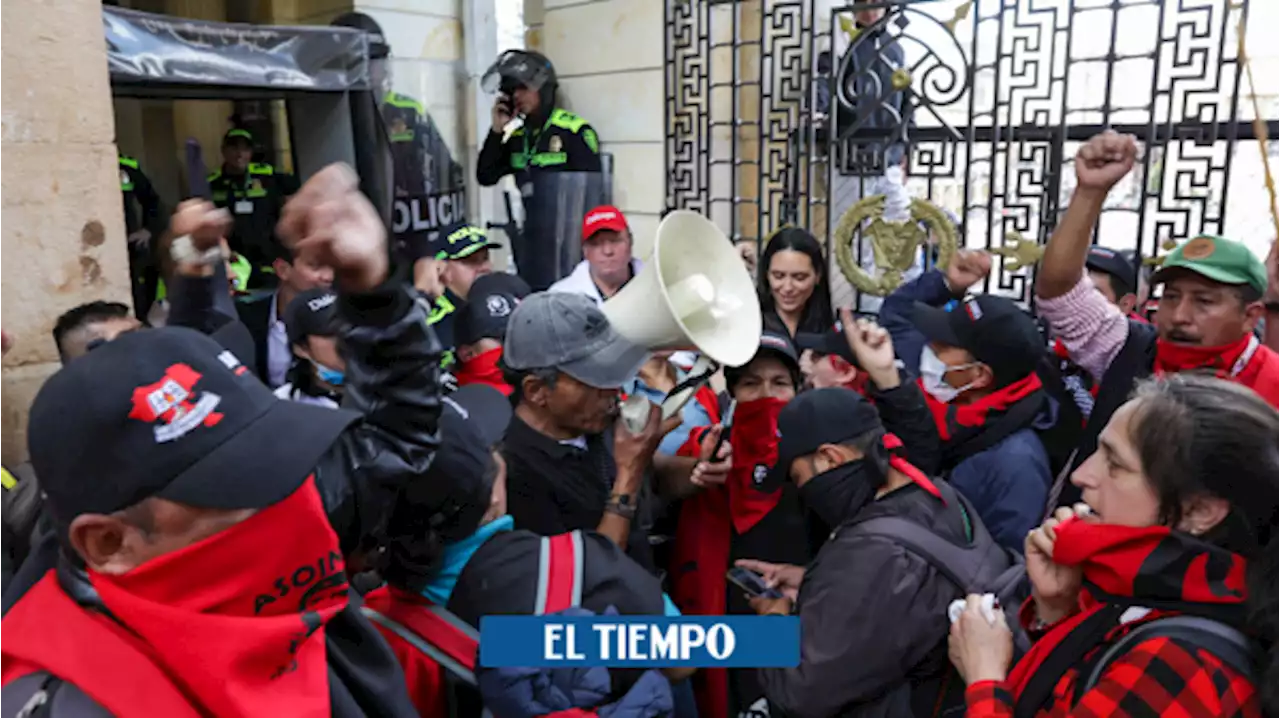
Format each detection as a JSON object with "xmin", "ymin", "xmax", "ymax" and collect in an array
[
  {"xmin": 482, "ymin": 50, "xmax": 558, "ymax": 114},
  {"xmin": 332, "ymin": 12, "xmax": 391, "ymax": 96}
]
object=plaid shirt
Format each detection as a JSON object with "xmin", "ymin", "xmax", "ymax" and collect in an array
[{"xmin": 964, "ymin": 634, "xmax": 1260, "ymax": 717}]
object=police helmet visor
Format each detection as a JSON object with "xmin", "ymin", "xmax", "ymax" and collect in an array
[{"xmin": 481, "ymin": 51, "xmax": 552, "ymax": 95}]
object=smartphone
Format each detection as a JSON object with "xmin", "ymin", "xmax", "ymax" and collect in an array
[
  {"xmin": 726, "ymin": 567, "xmax": 783, "ymax": 599},
  {"xmin": 709, "ymin": 400, "xmax": 736, "ymax": 463}
]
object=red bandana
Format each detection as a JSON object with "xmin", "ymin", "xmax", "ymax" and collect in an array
[
  {"xmin": 455, "ymin": 346, "xmax": 513, "ymax": 396},
  {"xmin": 1006, "ymin": 518, "xmax": 1248, "ymax": 699},
  {"xmin": 89, "ymin": 477, "xmax": 348, "ymax": 717},
  {"xmin": 727, "ymin": 397, "xmax": 788, "ymax": 534},
  {"xmin": 1154, "ymin": 333, "xmax": 1256, "ymax": 379},
  {"xmin": 919, "ymin": 372, "xmax": 1044, "ymax": 442}
]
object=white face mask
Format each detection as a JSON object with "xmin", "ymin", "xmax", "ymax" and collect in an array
[{"xmin": 919, "ymin": 345, "xmax": 975, "ymax": 403}]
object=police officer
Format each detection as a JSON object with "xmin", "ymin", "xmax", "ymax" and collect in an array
[
  {"xmin": 119, "ymin": 155, "xmax": 164, "ymax": 321},
  {"xmin": 476, "ymin": 50, "xmax": 601, "ymax": 187},
  {"xmin": 331, "ymin": 11, "xmax": 464, "ymax": 198},
  {"xmin": 207, "ymin": 128, "xmax": 298, "ymax": 288}
]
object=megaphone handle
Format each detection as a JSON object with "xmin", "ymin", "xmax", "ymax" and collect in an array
[
  {"xmin": 620, "ymin": 394, "xmax": 652, "ymax": 435},
  {"xmin": 659, "ymin": 357, "xmax": 720, "ymax": 420}
]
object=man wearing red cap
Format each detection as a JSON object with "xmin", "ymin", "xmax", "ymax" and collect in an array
[{"xmin": 549, "ymin": 205, "xmax": 642, "ymax": 305}]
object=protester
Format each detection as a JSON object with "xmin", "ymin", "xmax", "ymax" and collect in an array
[
  {"xmin": 498, "ymin": 291, "xmax": 674, "ymax": 572},
  {"xmin": 744, "ymin": 333, "xmax": 1017, "ymax": 717},
  {"xmin": 234, "ymin": 240, "xmax": 334, "ymax": 388},
  {"xmin": 759, "ymin": 227, "xmax": 835, "ymax": 339},
  {"xmin": 1085, "ymin": 246, "xmax": 1140, "ymax": 317},
  {"xmin": 52, "ymin": 301, "xmax": 140, "ymax": 363},
  {"xmin": 1036, "ymin": 130, "xmax": 1279, "ymax": 510},
  {"xmin": 373, "ymin": 385, "xmax": 693, "ymax": 715},
  {"xmin": 550, "ymin": 205, "xmax": 642, "ymax": 304},
  {"xmin": 454, "ymin": 271, "xmax": 532, "ymax": 395},
  {"xmin": 794, "ymin": 327, "xmax": 868, "ymax": 394},
  {"xmin": 277, "ymin": 287, "xmax": 345, "ymax": 408},
  {"xmin": 1, "ymin": 164, "xmax": 443, "ymax": 717},
  {"xmin": 880, "ymin": 250, "xmax": 1054, "ymax": 551},
  {"xmin": 949, "ymin": 374, "xmax": 1277, "ymax": 717}
]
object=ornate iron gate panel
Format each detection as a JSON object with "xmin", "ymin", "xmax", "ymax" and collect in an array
[{"xmin": 664, "ymin": 0, "xmax": 1279, "ymax": 306}]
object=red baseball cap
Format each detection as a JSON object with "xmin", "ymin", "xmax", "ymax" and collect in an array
[{"xmin": 582, "ymin": 205, "xmax": 628, "ymax": 240}]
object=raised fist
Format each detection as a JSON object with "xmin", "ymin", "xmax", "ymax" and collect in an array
[{"xmin": 1074, "ymin": 131, "xmax": 1138, "ymax": 192}]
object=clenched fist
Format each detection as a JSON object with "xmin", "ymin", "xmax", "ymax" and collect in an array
[{"xmin": 1074, "ymin": 131, "xmax": 1138, "ymax": 193}]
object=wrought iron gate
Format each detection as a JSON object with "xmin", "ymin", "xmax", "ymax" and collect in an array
[{"xmin": 664, "ymin": 0, "xmax": 1279, "ymax": 305}]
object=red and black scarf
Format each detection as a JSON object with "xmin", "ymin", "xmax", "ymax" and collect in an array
[
  {"xmin": 1154, "ymin": 333, "xmax": 1280, "ymax": 409},
  {"xmin": 726, "ymin": 398, "xmax": 788, "ymax": 534},
  {"xmin": 1008, "ymin": 518, "xmax": 1249, "ymax": 717},
  {"xmin": 919, "ymin": 372, "xmax": 1046, "ymax": 468},
  {"xmin": 2, "ymin": 478, "xmax": 347, "ymax": 717}
]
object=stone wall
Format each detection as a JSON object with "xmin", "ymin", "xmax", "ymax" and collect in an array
[
  {"xmin": 527, "ymin": 0, "xmax": 667, "ymax": 259},
  {"xmin": 1, "ymin": 0, "xmax": 128, "ymax": 463}
]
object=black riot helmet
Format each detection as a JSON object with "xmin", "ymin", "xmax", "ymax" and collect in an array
[
  {"xmin": 331, "ymin": 11, "xmax": 390, "ymax": 59},
  {"xmin": 482, "ymin": 50, "xmax": 558, "ymax": 105}
]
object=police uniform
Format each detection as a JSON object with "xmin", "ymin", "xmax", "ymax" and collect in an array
[
  {"xmin": 383, "ymin": 91, "xmax": 465, "ymax": 196},
  {"xmin": 475, "ymin": 107, "xmax": 601, "ymax": 187},
  {"xmin": 119, "ymin": 155, "xmax": 163, "ymax": 320},
  {"xmin": 208, "ymin": 155, "xmax": 298, "ymax": 286}
]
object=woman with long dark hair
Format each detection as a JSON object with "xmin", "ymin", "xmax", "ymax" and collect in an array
[
  {"xmin": 758, "ymin": 227, "xmax": 835, "ymax": 339},
  {"xmin": 949, "ymin": 374, "xmax": 1278, "ymax": 717}
]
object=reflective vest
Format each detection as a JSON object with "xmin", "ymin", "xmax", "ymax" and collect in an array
[
  {"xmin": 208, "ymin": 163, "xmax": 276, "ymax": 202},
  {"xmin": 118, "ymin": 156, "xmax": 138, "ymax": 191},
  {"xmin": 1, "ymin": 467, "xmax": 17, "ymax": 491},
  {"xmin": 509, "ymin": 108, "xmax": 593, "ymax": 171}
]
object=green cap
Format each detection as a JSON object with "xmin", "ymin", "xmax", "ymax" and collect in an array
[
  {"xmin": 223, "ymin": 128, "xmax": 254, "ymax": 145},
  {"xmin": 1150, "ymin": 235, "xmax": 1267, "ymax": 295}
]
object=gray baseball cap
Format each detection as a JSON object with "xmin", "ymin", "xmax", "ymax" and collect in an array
[{"xmin": 503, "ymin": 292, "xmax": 649, "ymax": 389}]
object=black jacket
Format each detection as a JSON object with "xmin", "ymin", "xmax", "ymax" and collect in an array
[
  {"xmin": 1, "ymin": 275, "xmax": 445, "ymax": 717},
  {"xmin": 234, "ymin": 292, "xmax": 275, "ymax": 383},
  {"xmin": 756, "ymin": 381, "xmax": 977, "ymax": 718}
]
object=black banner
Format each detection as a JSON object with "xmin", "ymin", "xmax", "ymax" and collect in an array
[{"xmin": 103, "ymin": 6, "xmax": 370, "ymax": 91}]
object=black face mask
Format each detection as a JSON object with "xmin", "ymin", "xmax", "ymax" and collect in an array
[{"xmin": 798, "ymin": 458, "xmax": 883, "ymax": 528}]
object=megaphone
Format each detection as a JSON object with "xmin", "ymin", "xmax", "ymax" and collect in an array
[{"xmin": 602, "ymin": 210, "xmax": 763, "ymax": 432}]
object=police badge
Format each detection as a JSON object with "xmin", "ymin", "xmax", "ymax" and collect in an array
[{"xmin": 549, "ymin": 135, "xmax": 562, "ymax": 153}]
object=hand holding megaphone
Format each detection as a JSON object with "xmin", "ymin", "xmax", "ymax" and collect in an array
[{"xmin": 613, "ymin": 401, "xmax": 681, "ymax": 478}]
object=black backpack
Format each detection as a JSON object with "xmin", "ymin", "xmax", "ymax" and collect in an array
[
  {"xmin": 845, "ymin": 480, "xmax": 1032, "ymax": 656},
  {"xmin": 836, "ymin": 481, "xmax": 1031, "ymax": 717}
]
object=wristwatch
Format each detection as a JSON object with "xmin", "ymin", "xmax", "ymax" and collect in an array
[
  {"xmin": 604, "ymin": 493, "xmax": 637, "ymax": 520},
  {"xmin": 170, "ymin": 234, "xmax": 226, "ymax": 267}
]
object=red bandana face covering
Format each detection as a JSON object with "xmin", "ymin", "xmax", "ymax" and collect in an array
[
  {"xmin": 918, "ymin": 372, "xmax": 1043, "ymax": 442},
  {"xmin": 1006, "ymin": 517, "xmax": 1248, "ymax": 701},
  {"xmin": 727, "ymin": 397, "xmax": 788, "ymax": 534},
  {"xmin": 455, "ymin": 347, "xmax": 513, "ymax": 396},
  {"xmin": 90, "ymin": 477, "xmax": 348, "ymax": 717},
  {"xmin": 1154, "ymin": 333, "xmax": 1256, "ymax": 378}
]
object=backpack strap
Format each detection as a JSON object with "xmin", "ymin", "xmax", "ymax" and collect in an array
[
  {"xmin": 535, "ymin": 531, "xmax": 586, "ymax": 615},
  {"xmin": 360, "ymin": 604, "xmax": 479, "ymax": 687},
  {"xmin": 841, "ymin": 481, "xmax": 993, "ymax": 594},
  {"xmin": 1076, "ymin": 615, "xmax": 1254, "ymax": 702}
]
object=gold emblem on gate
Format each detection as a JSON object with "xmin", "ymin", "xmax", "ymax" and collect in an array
[
  {"xmin": 834, "ymin": 195, "xmax": 960, "ymax": 296},
  {"xmin": 549, "ymin": 135, "xmax": 562, "ymax": 153}
]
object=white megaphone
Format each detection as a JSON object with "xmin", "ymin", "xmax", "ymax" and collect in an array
[{"xmin": 602, "ymin": 210, "xmax": 763, "ymax": 433}]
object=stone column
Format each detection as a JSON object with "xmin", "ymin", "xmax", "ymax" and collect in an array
[
  {"xmin": 1, "ymin": 0, "xmax": 129, "ymax": 462},
  {"xmin": 534, "ymin": 0, "xmax": 666, "ymax": 259}
]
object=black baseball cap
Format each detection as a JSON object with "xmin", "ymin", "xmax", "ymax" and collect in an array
[
  {"xmin": 28, "ymin": 327, "xmax": 360, "ymax": 529},
  {"xmin": 285, "ymin": 288, "xmax": 341, "ymax": 347},
  {"xmin": 762, "ymin": 387, "xmax": 883, "ymax": 491},
  {"xmin": 1085, "ymin": 246, "xmax": 1137, "ymax": 295},
  {"xmin": 794, "ymin": 324, "xmax": 858, "ymax": 366},
  {"xmin": 455, "ymin": 273, "xmax": 532, "ymax": 347},
  {"xmin": 910, "ymin": 295, "xmax": 1044, "ymax": 386},
  {"xmin": 435, "ymin": 222, "xmax": 502, "ymax": 261},
  {"xmin": 421, "ymin": 385, "xmax": 514, "ymax": 541},
  {"xmin": 724, "ymin": 331, "xmax": 801, "ymax": 390}
]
